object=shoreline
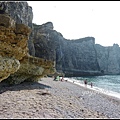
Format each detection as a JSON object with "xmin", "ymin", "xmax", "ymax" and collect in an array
[
  {"xmin": 65, "ymin": 77, "xmax": 120, "ymax": 100},
  {"xmin": 0, "ymin": 77, "xmax": 120, "ymax": 118}
]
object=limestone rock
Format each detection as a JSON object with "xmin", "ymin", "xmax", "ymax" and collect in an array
[
  {"xmin": 0, "ymin": 56, "xmax": 20, "ymax": 82},
  {"xmin": 0, "ymin": 2, "xmax": 7, "ymax": 14},
  {"xmin": 0, "ymin": 11, "xmax": 55, "ymax": 84},
  {"xmin": 6, "ymin": 55, "xmax": 55, "ymax": 84},
  {"xmin": 0, "ymin": 13, "xmax": 31, "ymax": 82},
  {"xmin": 15, "ymin": 23, "xmax": 31, "ymax": 36},
  {"xmin": 0, "ymin": 3, "xmax": 56, "ymax": 84},
  {"xmin": 0, "ymin": 15, "xmax": 31, "ymax": 60},
  {"xmin": 0, "ymin": 1, "xmax": 34, "ymax": 56},
  {"xmin": 0, "ymin": 14, "xmax": 15, "ymax": 28}
]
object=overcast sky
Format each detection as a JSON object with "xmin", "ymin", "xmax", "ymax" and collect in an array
[{"xmin": 28, "ymin": 1, "xmax": 120, "ymax": 47}]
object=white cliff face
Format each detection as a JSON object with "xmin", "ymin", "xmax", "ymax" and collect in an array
[
  {"xmin": 107, "ymin": 44, "xmax": 120, "ymax": 74},
  {"xmin": 55, "ymin": 35, "xmax": 120, "ymax": 76},
  {"xmin": 95, "ymin": 44, "xmax": 120, "ymax": 74},
  {"xmin": 95, "ymin": 44, "xmax": 108, "ymax": 74},
  {"xmin": 55, "ymin": 37, "xmax": 102, "ymax": 76}
]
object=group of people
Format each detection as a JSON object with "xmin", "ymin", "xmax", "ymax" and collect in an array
[
  {"xmin": 84, "ymin": 79, "xmax": 93, "ymax": 88},
  {"xmin": 53, "ymin": 75, "xmax": 64, "ymax": 82},
  {"xmin": 53, "ymin": 76, "xmax": 93, "ymax": 87}
]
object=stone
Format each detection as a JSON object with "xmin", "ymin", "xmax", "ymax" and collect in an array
[
  {"xmin": 0, "ymin": 56, "xmax": 20, "ymax": 82},
  {"xmin": 0, "ymin": 14, "xmax": 15, "ymax": 28},
  {"xmin": 0, "ymin": 10, "xmax": 55, "ymax": 84},
  {"xmin": 6, "ymin": 55, "xmax": 55, "ymax": 84}
]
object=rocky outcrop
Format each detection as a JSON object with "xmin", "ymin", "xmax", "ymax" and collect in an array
[
  {"xmin": 0, "ymin": 13, "xmax": 30, "ymax": 82},
  {"xmin": 0, "ymin": 6, "xmax": 55, "ymax": 84},
  {"xmin": 0, "ymin": 1, "xmax": 35, "ymax": 57},
  {"xmin": 0, "ymin": 56, "xmax": 20, "ymax": 82},
  {"xmin": 31, "ymin": 22, "xmax": 67, "ymax": 76},
  {"xmin": 6, "ymin": 55, "xmax": 55, "ymax": 84},
  {"xmin": 0, "ymin": 2, "xmax": 33, "ymax": 27},
  {"xmin": 31, "ymin": 22, "xmax": 57, "ymax": 60}
]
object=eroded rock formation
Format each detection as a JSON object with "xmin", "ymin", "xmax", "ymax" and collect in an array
[
  {"xmin": 0, "ymin": 13, "xmax": 28, "ymax": 82},
  {"xmin": 0, "ymin": 7, "xmax": 55, "ymax": 84},
  {"xmin": 31, "ymin": 22, "xmax": 59, "ymax": 61},
  {"xmin": 0, "ymin": 1, "xmax": 35, "ymax": 57},
  {"xmin": 7, "ymin": 55, "xmax": 55, "ymax": 84}
]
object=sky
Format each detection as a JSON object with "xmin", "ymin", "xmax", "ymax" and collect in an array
[{"xmin": 28, "ymin": 1, "xmax": 120, "ymax": 47}]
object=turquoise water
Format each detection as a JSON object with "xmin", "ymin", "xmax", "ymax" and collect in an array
[{"xmin": 71, "ymin": 75, "xmax": 120, "ymax": 93}]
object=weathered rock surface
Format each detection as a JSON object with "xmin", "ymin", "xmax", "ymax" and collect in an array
[
  {"xmin": 0, "ymin": 2, "xmax": 33, "ymax": 27},
  {"xmin": 0, "ymin": 8, "xmax": 55, "ymax": 84},
  {"xmin": 0, "ymin": 56, "xmax": 20, "ymax": 82},
  {"xmin": 7, "ymin": 55, "xmax": 55, "ymax": 84},
  {"xmin": 0, "ymin": 1, "xmax": 35, "ymax": 57},
  {"xmin": 31, "ymin": 22, "xmax": 56, "ymax": 60},
  {"xmin": 0, "ymin": 13, "xmax": 30, "ymax": 82}
]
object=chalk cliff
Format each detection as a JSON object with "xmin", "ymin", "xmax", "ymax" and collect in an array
[
  {"xmin": 95, "ymin": 43, "xmax": 120, "ymax": 74},
  {"xmin": 32, "ymin": 22, "xmax": 120, "ymax": 76}
]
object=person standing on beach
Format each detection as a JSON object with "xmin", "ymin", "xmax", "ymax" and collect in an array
[
  {"xmin": 84, "ymin": 79, "xmax": 87, "ymax": 87},
  {"xmin": 53, "ymin": 76, "xmax": 56, "ymax": 81},
  {"xmin": 60, "ymin": 76, "xmax": 64, "ymax": 82},
  {"xmin": 90, "ymin": 82, "xmax": 93, "ymax": 88},
  {"xmin": 56, "ymin": 76, "xmax": 60, "ymax": 81}
]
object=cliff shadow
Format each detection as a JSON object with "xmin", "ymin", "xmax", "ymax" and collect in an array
[{"xmin": 0, "ymin": 80, "xmax": 51, "ymax": 94}]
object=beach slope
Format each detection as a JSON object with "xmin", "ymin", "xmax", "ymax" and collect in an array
[{"xmin": 0, "ymin": 77, "xmax": 120, "ymax": 118}]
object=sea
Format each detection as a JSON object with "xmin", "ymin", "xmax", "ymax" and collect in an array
[{"xmin": 63, "ymin": 75, "xmax": 120, "ymax": 99}]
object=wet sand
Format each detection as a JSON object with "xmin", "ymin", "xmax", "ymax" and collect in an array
[{"xmin": 0, "ymin": 77, "xmax": 120, "ymax": 118}]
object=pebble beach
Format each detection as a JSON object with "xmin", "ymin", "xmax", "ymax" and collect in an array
[{"xmin": 0, "ymin": 77, "xmax": 120, "ymax": 119}]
